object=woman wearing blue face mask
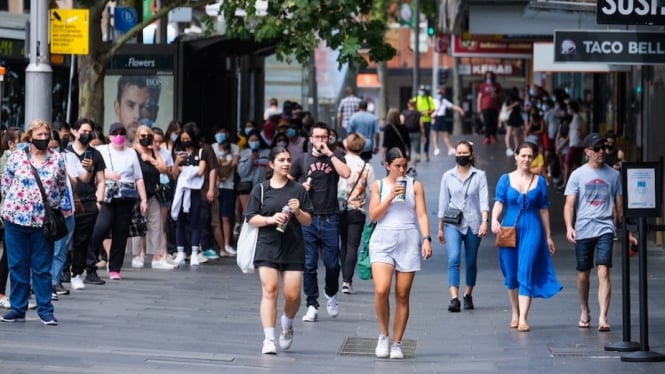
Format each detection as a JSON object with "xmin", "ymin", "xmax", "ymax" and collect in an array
[
  {"xmin": 164, "ymin": 120, "xmax": 183, "ymax": 154},
  {"xmin": 237, "ymin": 130, "xmax": 270, "ymax": 228},
  {"xmin": 238, "ymin": 121, "xmax": 259, "ymax": 151}
]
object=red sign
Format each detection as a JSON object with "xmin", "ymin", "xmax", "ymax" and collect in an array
[{"xmin": 451, "ymin": 35, "xmax": 532, "ymax": 58}]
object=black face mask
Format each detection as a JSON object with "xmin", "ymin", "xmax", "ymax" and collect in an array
[
  {"xmin": 456, "ymin": 156, "xmax": 471, "ymax": 166},
  {"xmin": 79, "ymin": 133, "xmax": 91, "ymax": 145},
  {"xmin": 181, "ymin": 141, "xmax": 192, "ymax": 148},
  {"xmin": 139, "ymin": 136, "xmax": 154, "ymax": 147},
  {"xmin": 32, "ymin": 138, "xmax": 50, "ymax": 151}
]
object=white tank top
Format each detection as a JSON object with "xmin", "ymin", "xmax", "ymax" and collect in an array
[{"xmin": 376, "ymin": 176, "xmax": 417, "ymax": 230}]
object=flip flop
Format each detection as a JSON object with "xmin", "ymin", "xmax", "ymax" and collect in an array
[
  {"xmin": 509, "ymin": 320, "xmax": 519, "ymax": 328},
  {"xmin": 578, "ymin": 319, "xmax": 590, "ymax": 328},
  {"xmin": 598, "ymin": 325, "xmax": 611, "ymax": 332}
]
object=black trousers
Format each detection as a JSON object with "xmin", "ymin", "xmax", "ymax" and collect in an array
[
  {"xmin": 88, "ymin": 201, "xmax": 134, "ymax": 273},
  {"xmin": 70, "ymin": 202, "xmax": 99, "ymax": 276},
  {"xmin": 339, "ymin": 210, "xmax": 366, "ymax": 283},
  {"xmin": 482, "ymin": 108, "xmax": 499, "ymax": 137}
]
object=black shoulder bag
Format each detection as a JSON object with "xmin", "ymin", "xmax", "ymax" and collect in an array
[
  {"xmin": 442, "ymin": 173, "xmax": 474, "ymax": 225},
  {"xmin": 25, "ymin": 149, "xmax": 68, "ymax": 241}
]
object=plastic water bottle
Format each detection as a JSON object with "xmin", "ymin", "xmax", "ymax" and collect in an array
[{"xmin": 276, "ymin": 205, "xmax": 293, "ymax": 232}]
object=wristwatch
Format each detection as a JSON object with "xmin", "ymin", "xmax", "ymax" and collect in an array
[{"xmin": 423, "ymin": 236, "xmax": 432, "ymax": 242}]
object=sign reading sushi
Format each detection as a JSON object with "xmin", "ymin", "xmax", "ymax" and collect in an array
[
  {"xmin": 554, "ymin": 30, "xmax": 665, "ymax": 64},
  {"xmin": 597, "ymin": 0, "xmax": 665, "ymax": 25}
]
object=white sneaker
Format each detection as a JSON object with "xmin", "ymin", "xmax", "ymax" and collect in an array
[
  {"xmin": 390, "ymin": 343, "xmax": 404, "ymax": 359},
  {"xmin": 190, "ymin": 253, "xmax": 200, "ymax": 266},
  {"xmin": 375, "ymin": 335, "xmax": 390, "ymax": 358},
  {"xmin": 197, "ymin": 253, "xmax": 208, "ymax": 263},
  {"xmin": 173, "ymin": 252, "xmax": 186, "ymax": 266},
  {"xmin": 0, "ymin": 296, "xmax": 11, "ymax": 309},
  {"xmin": 342, "ymin": 282, "xmax": 353, "ymax": 294},
  {"xmin": 262, "ymin": 338, "xmax": 277, "ymax": 355},
  {"xmin": 279, "ymin": 328, "xmax": 294, "ymax": 350},
  {"xmin": 131, "ymin": 256, "xmax": 144, "ymax": 269},
  {"xmin": 433, "ymin": 148, "xmax": 441, "ymax": 156},
  {"xmin": 225, "ymin": 245, "xmax": 237, "ymax": 255},
  {"xmin": 302, "ymin": 305, "xmax": 318, "ymax": 322},
  {"xmin": 326, "ymin": 294, "xmax": 339, "ymax": 318},
  {"xmin": 151, "ymin": 258, "xmax": 176, "ymax": 270},
  {"xmin": 505, "ymin": 148, "xmax": 514, "ymax": 156},
  {"xmin": 70, "ymin": 275, "xmax": 85, "ymax": 290}
]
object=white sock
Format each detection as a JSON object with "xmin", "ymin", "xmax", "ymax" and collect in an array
[
  {"xmin": 264, "ymin": 327, "xmax": 275, "ymax": 340},
  {"xmin": 281, "ymin": 314, "xmax": 293, "ymax": 330},
  {"xmin": 176, "ymin": 246, "xmax": 184, "ymax": 254},
  {"xmin": 191, "ymin": 246, "xmax": 199, "ymax": 255}
]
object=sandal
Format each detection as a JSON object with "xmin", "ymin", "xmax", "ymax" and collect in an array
[
  {"xmin": 578, "ymin": 319, "xmax": 590, "ymax": 328},
  {"xmin": 518, "ymin": 323, "xmax": 530, "ymax": 332},
  {"xmin": 509, "ymin": 320, "xmax": 519, "ymax": 328},
  {"xmin": 598, "ymin": 324, "xmax": 611, "ymax": 332}
]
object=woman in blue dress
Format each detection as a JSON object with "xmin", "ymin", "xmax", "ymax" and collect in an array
[{"xmin": 491, "ymin": 142, "xmax": 562, "ymax": 332}]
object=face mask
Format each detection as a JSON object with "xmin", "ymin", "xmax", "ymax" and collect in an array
[
  {"xmin": 181, "ymin": 141, "xmax": 192, "ymax": 148},
  {"xmin": 312, "ymin": 147, "xmax": 322, "ymax": 157},
  {"xmin": 418, "ymin": 90, "xmax": 425, "ymax": 96},
  {"xmin": 542, "ymin": 105, "xmax": 549, "ymax": 111},
  {"xmin": 529, "ymin": 89, "xmax": 536, "ymax": 96},
  {"xmin": 139, "ymin": 136, "xmax": 153, "ymax": 147},
  {"xmin": 276, "ymin": 140, "xmax": 288, "ymax": 148},
  {"xmin": 111, "ymin": 135, "xmax": 126, "ymax": 146},
  {"xmin": 79, "ymin": 133, "xmax": 91, "ymax": 145},
  {"xmin": 170, "ymin": 133, "xmax": 178, "ymax": 143},
  {"xmin": 52, "ymin": 147, "xmax": 61, "ymax": 153},
  {"xmin": 248, "ymin": 141, "xmax": 260, "ymax": 150},
  {"xmin": 286, "ymin": 128, "xmax": 297, "ymax": 138},
  {"xmin": 456, "ymin": 156, "xmax": 471, "ymax": 166},
  {"xmin": 32, "ymin": 138, "xmax": 50, "ymax": 150},
  {"xmin": 215, "ymin": 133, "xmax": 227, "ymax": 144},
  {"xmin": 486, "ymin": 79, "xmax": 492, "ymax": 84},
  {"xmin": 245, "ymin": 128, "xmax": 253, "ymax": 135}
]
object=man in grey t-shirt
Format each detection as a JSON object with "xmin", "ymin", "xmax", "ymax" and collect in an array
[{"xmin": 563, "ymin": 133, "xmax": 622, "ymax": 332}]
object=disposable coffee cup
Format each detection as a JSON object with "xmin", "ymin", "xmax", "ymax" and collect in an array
[{"xmin": 395, "ymin": 177, "xmax": 407, "ymax": 202}]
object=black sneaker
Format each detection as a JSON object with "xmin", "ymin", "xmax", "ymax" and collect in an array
[
  {"xmin": 51, "ymin": 291, "xmax": 59, "ymax": 301},
  {"xmin": 62, "ymin": 271, "xmax": 71, "ymax": 283},
  {"xmin": 448, "ymin": 298, "xmax": 461, "ymax": 313},
  {"xmin": 53, "ymin": 283, "xmax": 70, "ymax": 295},
  {"xmin": 84, "ymin": 271, "xmax": 106, "ymax": 285},
  {"xmin": 463, "ymin": 294, "xmax": 474, "ymax": 310}
]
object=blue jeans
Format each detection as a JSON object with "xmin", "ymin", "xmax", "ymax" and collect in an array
[
  {"xmin": 302, "ymin": 214, "xmax": 341, "ymax": 308},
  {"xmin": 5, "ymin": 221, "xmax": 54, "ymax": 318},
  {"xmin": 445, "ymin": 225, "xmax": 481, "ymax": 288},
  {"xmin": 51, "ymin": 214, "xmax": 75, "ymax": 284}
]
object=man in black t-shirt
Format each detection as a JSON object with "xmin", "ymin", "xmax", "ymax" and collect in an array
[
  {"xmin": 66, "ymin": 118, "xmax": 107, "ymax": 288},
  {"xmin": 290, "ymin": 123, "xmax": 350, "ymax": 323}
]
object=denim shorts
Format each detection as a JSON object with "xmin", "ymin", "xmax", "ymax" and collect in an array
[{"xmin": 575, "ymin": 233, "xmax": 614, "ymax": 271}]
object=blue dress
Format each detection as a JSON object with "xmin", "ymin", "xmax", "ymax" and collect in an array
[{"xmin": 495, "ymin": 174, "xmax": 562, "ymax": 298}]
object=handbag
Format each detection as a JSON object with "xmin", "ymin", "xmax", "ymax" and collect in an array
[
  {"xmin": 25, "ymin": 150, "xmax": 68, "ymax": 241},
  {"xmin": 237, "ymin": 183, "xmax": 264, "ymax": 274},
  {"xmin": 495, "ymin": 174, "xmax": 535, "ymax": 249},
  {"xmin": 357, "ymin": 180, "xmax": 383, "ymax": 280},
  {"xmin": 499, "ymin": 103, "xmax": 510, "ymax": 123},
  {"xmin": 154, "ymin": 183, "xmax": 172, "ymax": 203},
  {"xmin": 236, "ymin": 181, "xmax": 253, "ymax": 194},
  {"xmin": 127, "ymin": 201, "xmax": 147, "ymax": 237},
  {"xmin": 442, "ymin": 173, "xmax": 474, "ymax": 225},
  {"xmin": 104, "ymin": 148, "xmax": 139, "ymax": 202}
]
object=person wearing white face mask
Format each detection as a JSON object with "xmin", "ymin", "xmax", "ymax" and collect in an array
[{"xmin": 212, "ymin": 129, "xmax": 241, "ymax": 256}]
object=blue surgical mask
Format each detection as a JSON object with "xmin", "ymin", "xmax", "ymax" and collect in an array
[
  {"xmin": 248, "ymin": 141, "xmax": 260, "ymax": 150},
  {"xmin": 170, "ymin": 133, "xmax": 178, "ymax": 143},
  {"xmin": 215, "ymin": 133, "xmax": 227, "ymax": 144},
  {"xmin": 529, "ymin": 89, "xmax": 536, "ymax": 96},
  {"xmin": 542, "ymin": 105, "xmax": 549, "ymax": 111},
  {"xmin": 286, "ymin": 128, "xmax": 297, "ymax": 138},
  {"xmin": 244, "ymin": 128, "xmax": 253, "ymax": 136}
]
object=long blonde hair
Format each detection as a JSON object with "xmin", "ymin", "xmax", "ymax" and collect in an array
[{"xmin": 21, "ymin": 119, "xmax": 51, "ymax": 142}]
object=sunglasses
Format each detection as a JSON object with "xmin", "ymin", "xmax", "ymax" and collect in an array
[{"xmin": 591, "ymin": 145, "xmax": 605, "ymax": 153}]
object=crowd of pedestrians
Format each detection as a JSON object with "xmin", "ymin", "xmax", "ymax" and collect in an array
[{"xmin": 0, "ymin": 91, "xmax": 632, "ymax": 360}]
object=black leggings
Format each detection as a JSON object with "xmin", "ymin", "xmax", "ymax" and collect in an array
[
  {"xmin": 482, "ymin": 109, "xmax": 499, "ymax": 137},
  {"xmin": 339, "ymin": 210, "xmax": 366, "ymax": 283},
  {"xmin": 88, "ymin": 201, "xmax": 134, "ymax": 273}
]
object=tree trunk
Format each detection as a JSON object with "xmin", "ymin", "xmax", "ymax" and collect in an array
[{"xmin": 78, "ymin": 55, "xmax": 106, "ymax": 124}]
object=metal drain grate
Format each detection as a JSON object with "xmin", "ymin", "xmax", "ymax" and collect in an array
[
  {"xmin": 339, "ymin": 337, "xmax": 417, "ymax": 357},
  {"xmin": 547, "ymin": 343, "xmax": 618, "ymax": 358}
]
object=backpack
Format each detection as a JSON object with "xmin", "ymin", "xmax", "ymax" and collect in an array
[{"xmin": 402, "ymin": 110, "xmax": 421, "ymax": 133}]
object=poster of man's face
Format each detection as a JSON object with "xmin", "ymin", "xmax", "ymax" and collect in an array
[{"xmin": 104, "ymin": 75, "xmax": 173, "ymax": 141}]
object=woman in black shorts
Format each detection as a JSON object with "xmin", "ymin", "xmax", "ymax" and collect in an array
[{"xmin": 245, "ymin": 146, "xmax": 313, "ymax": 355}]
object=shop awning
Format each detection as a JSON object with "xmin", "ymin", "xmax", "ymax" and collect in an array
[{"xmin": 533, "ymin": 42, "xmax": 631, "ymax": 72}]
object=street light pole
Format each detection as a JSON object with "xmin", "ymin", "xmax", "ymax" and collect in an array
[{"xmin": 25, "ymin": 0, "xmax": 53, "ymax": 126}]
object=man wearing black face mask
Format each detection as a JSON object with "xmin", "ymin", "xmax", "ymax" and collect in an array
[{"xmin": 66, "ymin": 118, "xmax": 107, "ymax": 289}]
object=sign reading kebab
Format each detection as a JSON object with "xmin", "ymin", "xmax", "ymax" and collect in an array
[
  {"xmin": 597, "ymin": 0, "xmax": 665, "ymax": 25},
  {"xmin": 554, "ymin": 30, "xmax": 665, "ymax": 65}
]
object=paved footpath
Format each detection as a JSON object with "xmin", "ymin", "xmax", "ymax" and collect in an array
[{"xmin": 1, "ymin": 135, "xmax": 665, "ymax": 373}]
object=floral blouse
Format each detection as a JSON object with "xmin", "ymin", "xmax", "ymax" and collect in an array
[{"xmin": 1, "ymin": 147, "xmax": 67, "ymax": 227}]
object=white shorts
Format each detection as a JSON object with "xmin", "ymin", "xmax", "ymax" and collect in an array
[{"xmin": 369, "ymin": 227, "xmax": 421, "ymax": 272}]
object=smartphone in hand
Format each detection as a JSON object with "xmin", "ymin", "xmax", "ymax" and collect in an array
[{"xmin": 84, "ymin": 150, "xmax": 93, "ymax": 160}]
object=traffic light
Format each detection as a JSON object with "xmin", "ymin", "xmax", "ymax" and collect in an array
[{"xmin": 427, "ymin": 17, "xmax": 436, "ymax": 36}]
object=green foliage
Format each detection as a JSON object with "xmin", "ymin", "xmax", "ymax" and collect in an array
[{"xmin": 220, "ymin": 0, "xmax": 396, "ymax": 68}]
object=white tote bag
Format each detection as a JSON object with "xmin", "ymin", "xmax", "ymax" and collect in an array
[{"xmin": 237, "ymin": 183, "xmax": 263, "ymax": 274}]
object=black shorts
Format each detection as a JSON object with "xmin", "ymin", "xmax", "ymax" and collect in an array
[{"xmin": 254, "ymin": 260, "xmax": 304, "ymax": 272}]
